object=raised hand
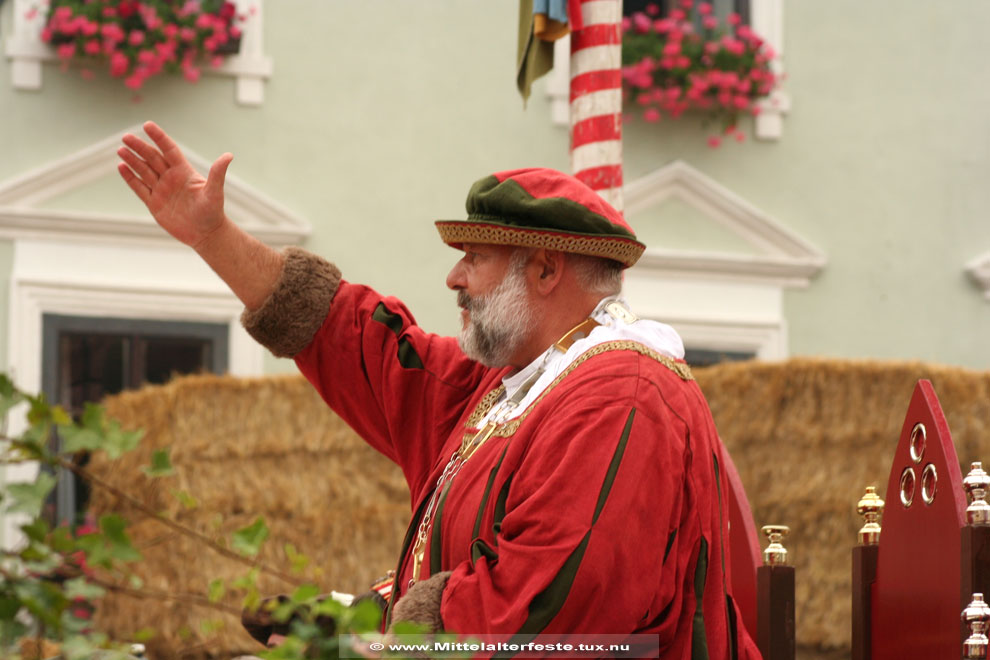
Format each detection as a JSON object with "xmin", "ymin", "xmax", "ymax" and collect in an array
[{"xmin": 117, "ymin": 121, "xmax": 233, "ymax": 248}]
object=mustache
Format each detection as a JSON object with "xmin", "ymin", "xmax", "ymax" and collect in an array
[{"xmin": 457, "ymin": 290, "xmax": 474, "ymax": 310}]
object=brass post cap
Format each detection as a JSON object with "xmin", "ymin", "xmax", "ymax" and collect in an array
[
  {"xmin": 761, "ymin": 525, "xmax": 790, "ymax": 566},
  {"xmin": 857, "ymin": 486, "xmax": 884, "ymax": 546},
  {"xmin": 964, "ymin": 463, "xmax": 990, "ymax": 526}
]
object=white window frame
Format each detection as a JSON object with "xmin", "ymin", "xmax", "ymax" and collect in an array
[
  {"xmin": 5, "ymin": 0, "xmax": 272, "ymax": 105},
  {"xmin": 545, "ymin": 0, "xmax": 790, "ymax": 139}
]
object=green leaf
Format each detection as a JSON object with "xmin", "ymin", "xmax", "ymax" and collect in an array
[
  {"xmin": 172, "ymin": 489, "xmax": 199, "ymax": 510},
  {"xmin": 132, "ymin": 627, "xmax": 156, "ymax": 642},
  {"xmin": 99, "ymin": 514, "xmax": 142, "ymax": 563},
  {"xmin": 142, "ymin": 448, "xmax": 174, "ymax": 477},
  {"xmin": 5, "ymin": 472, "xmax": 57, "ymax": 517},
  {"xmin": 231, "ymin": 517, "xmax": 269, "ymax": 557},
  {"xmin": 20, "ymin": 517, "xmax": 50, "ymax": 543},
  {"xmin": 290, "ymin": 583, "xmax": 320, "ymax": 604},
  {"xmin": 207, "ymin": 579, "xmax": 225, "ymax": 603},
  {"xmin": 102, "ymin": 420, "xmax": 143, "ymax": 459},
  {"xmin": 0, "ymin": 373, "xmax": 24, "ymax": 421},
  {"xmin": 64, "ymin": 577, "xmax": 105, "ymax": 601},
  {"xmin": 0, "ymin": 595, "xmax": 21, "ymax": 620},
  {"xmin": 284, "ymin": 543, "xmax": 310, "ymax": 575}
]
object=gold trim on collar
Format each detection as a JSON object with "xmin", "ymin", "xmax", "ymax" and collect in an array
[{"xmin": 463, "ymin": 340, "xmax": 693, "ymax": 436}]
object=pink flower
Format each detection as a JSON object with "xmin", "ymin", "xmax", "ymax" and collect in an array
[
  {"xmin": 662, "ymin": 42, "xmax": 680, "ymax": 57},
  {"xmin": 680, "ymin": 0, "xmax": 694, "ymax": 8},
  {"xmin": 183, "ymin": 65, "xmax": 201, "ymax": 83},
  {"xmin": 735, "ymin": 131, "xmax": 746, "ymax": 143},
  {"xmin": 727, "ymin": 12, "xmax": 741, "ymax": 26},
  {"xmin": 124, "ymin": 72, "xmax": 145, "ymax": 89},
  {"xmin": 128, "ymin": 30, "xmax": 145, "ymax": 45},
  {"xmin": 702, "ymin": 16, "xmax": 718, "ymax": 30},
  {"xmin": 676, "ymin": 55, "xmax": 690, "ymax": 68},
  {"xmin": 83, "ymin": 39, "xmax": 101, "ymax": 55},
  {"xmin": 56, "ymin": 43, "xmax": 76, "ymax": 59},
  {"xmin": 229, "ymin": 26, "xmax": 242, "ymax": 39},
  {"xmin": 163, "ymin": 24, "xmax": 179, "ymax": 39},
  {"xmin": 102, "ymin": 7, "xmax": 117, "ymax": 18},
  {"xmin": 645, "ymin": 3, "xmax": 660, "ymax": 15},
  {"xmin": 670, "ymin": 9, "xmax": 686, "ymax": 21},
  {"xmin": 632, "ymin": 12, "xmax": 651, "ymax": 34},
  {"xmin": 750, "ymin": 105, "xmax": 762, "ymax": 116},
  {"xmin": 211, "ymin": 55, "xmax": 225, "ymax": 68},
  {"xmin": 54, "ymin": 7, "xmax": 73, "ymax": 22},
  {"xmin": 101, "ymin": 23, "xmax": 125, "ymax": 42},
  {"xmin": 652, "ymin": 18, "xmax": 672, "ymax": 33},
  {"xmin": 24, "ymin": 7, "xmax": 38, "ymax": 20},
  {"xmin": 732, "ymin": 95, "xmax": 749, "ymax": 109},
  {"xmin": 110, "ymin": 51, "xmax": 130, "ymax": 76},
  {"xmin": 697, "ymin": 3, "xmax": 713, "ymax": 15},
  {"xmin": 40, "ymin": 26, "xmax": 52, "ymax": 42},
  {"xmin": 707, "ymin": 135, "xmax": 722, "ymax": 148},
  {"xmin": 180, "ymin": 27, "xmax": 196, "ymax": 41},
  {"xmin": 621, "ymin": 16, "xmax": 631, "ymax": 32},
  {"xmin": 80, "ymin": 19, "xmax": 99, "ymax": 37},
  {"xmin": 195, "ymin": 13, "xmax": 214, "ymax": 29}
]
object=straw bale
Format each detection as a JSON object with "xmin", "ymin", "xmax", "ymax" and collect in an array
[
  {"xmin": 694, "ymin": 357, "xmax": 990, "ymax": 653},
  {"xmin": 82, "ymin": 360, "xmax": 990, "ymax": 657},
  {"xmin": 86, "ymin": 373, "xmax": 409, "ymax": 659}
]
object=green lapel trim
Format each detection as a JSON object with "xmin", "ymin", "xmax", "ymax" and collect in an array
[
  {"xmin": 429, "ymin": 481, "xmax": 453, "ymax": 575},
  {"xmin": 473, "ymin": 444, "xmax": 511, "ymax": 541},
  {"xmin": 593, "ymin": 408, "xmax": 635, "ymax": 525},
  {"xmin": 371, "ymin": 302, "xmax": 425, "ymax": 370},
  {"xmin": 692, "ymin": 537, "xmax": 710, "ymax": 660},
  {"xmin": 470, "ymin": 538, "xmax": 499, "ymax": 564}
]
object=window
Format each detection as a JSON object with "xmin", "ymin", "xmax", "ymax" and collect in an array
[{"xmin": 41, "ymin": 315, "xmax": 228, "ymax": 526}]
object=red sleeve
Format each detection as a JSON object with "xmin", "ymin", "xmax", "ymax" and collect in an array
[{"xmin": 295, "ymin": 281, "xmax": 498, "ymax": 498}]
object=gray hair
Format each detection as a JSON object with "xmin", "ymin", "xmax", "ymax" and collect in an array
[{"xmin": 507, "ymin": 247, "xmax": 623, "ymax": 296}]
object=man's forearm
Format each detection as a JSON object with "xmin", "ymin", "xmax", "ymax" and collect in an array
[{"xmin": 193, "ymin": 215, "xmax": 285, "ymax": 311}]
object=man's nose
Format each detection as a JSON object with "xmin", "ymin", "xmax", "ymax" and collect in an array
[{"xmin": 446, "ymin": 259, "xmax": 466, "ymax": 291}]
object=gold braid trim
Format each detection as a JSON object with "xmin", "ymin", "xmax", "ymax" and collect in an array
[
  {"xmin": 463, "ymin": 341, "xmax": 693, "ymax": 439},
  {"xmin": 435, "ymin": 222, "xmax": 645, "ymax": 268}
]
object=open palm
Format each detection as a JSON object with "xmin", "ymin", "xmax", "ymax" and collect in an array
[{"xmin": 118, "ymin": 121, "xmax": 233, "ymax": 248}]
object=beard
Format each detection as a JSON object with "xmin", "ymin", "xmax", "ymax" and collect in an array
[{"xmin": 457, "ymin": 260, "xmax": 534, "ymax": 367}]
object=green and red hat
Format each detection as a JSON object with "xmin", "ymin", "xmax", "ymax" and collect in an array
[{"xmin": 435, "ymin": 168, "xmax": 645, "ymax": 268}]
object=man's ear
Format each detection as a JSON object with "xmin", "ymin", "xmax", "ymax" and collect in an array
[{"xmin": 531, "ymin": 249, "xmax": 565, "ymax": 295}]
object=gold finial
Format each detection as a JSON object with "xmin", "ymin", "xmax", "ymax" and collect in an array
[
  {"xmin": 856, "ymin": 486, "xmax": 884, "ymax": 546},
  {"xmin": 964, "ymin": 462, "xmax": 990, "ymax": 526},
  {"xmin": 761, "ymin": 525, "xmax": 790, "ymax": 566},
  {"xmin": 963, "ymin": 593, "xmax": 990, "ymax": 659}
]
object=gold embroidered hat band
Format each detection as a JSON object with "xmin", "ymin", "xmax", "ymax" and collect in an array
[{"xmin": 436, "ymin": 168, "xmax": 646, "ymax": 268}]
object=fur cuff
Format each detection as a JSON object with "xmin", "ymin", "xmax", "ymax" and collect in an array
[
  {"xmin": 241, "ymin": 246, "xmax": 341, "ymax": 358},
  {"xmin": 389, "ymin": 571, "xmax": 452, "ymax": 633}
]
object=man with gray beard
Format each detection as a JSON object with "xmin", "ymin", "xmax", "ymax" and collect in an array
[{"xmin": 117, "ymin": 122, "xmax": 759, "ymax": 659}]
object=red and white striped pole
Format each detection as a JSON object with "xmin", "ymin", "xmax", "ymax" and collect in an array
[{"xmin": 568, "ymin": 0, "xmax": 624, "ymax": 211}]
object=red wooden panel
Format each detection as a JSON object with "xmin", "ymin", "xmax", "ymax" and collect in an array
[
  {"xmin": 872, "ymin": 380, "xmax": 967, "ymax": 660},
  {"xmin": 723, "ymin": 448, "xmax": 762, "ymax": 641}
]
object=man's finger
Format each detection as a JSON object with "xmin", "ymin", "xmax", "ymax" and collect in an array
[
  {"xmin": 117, "ymin": 163, "xmax": 151, "ymax": 205},
  {"xmin": 121, "ymin": 133, "xmax": 168, "ymax": 175},
  {"xmin": 117, "ymin": 147, "xmax": 158, "ymax": 185},
  {"xmin": 143, "ymin": 121, "xmax": 187, "ymax": 168},
  {"xmin": 206, "ymin": 153, "xmax": 234, "ymax": 197}
]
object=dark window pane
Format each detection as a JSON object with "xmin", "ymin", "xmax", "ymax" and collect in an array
[
  {"xmin": 136, "ymin": 336, "xmax": 212, "ymax": 386},
  {"xmin": 684, "ymin": 347, "xmax": 754, "ymax": 368}
]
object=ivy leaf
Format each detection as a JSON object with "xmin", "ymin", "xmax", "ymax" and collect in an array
[
  {"xmin": 284, "ymin": 543, "xmax": 310, "ymax": 575},
  {"xmin": 0, "ymin": 373, "xmax": 24, "ymax": 421},
  {"xmin": 99, "ymin": 514, "xmax": 142, "ymax": 563},
  {"xmin": 290, "ymin": 583, "xmax": 320, "ymax": 604},
  {"xmin": 5, "ymin": 472, "xmax": 57, "ymax": 517},
  {"xmin": 102, "ymin": 420, "xmax": 143, "ymax": 459},
  {"xmin": 142, "ymin": 449, "xmax": 174, "ymax": 477},
  {"xmin": 58, "ymin": 404, "xmax": 143, "ymax": 459},
  {"xmin": 231, "ymin": 517, "xmax": 269, "ymax": 557},
  {"xmin": 64, "ymin": 577, "xmax": 105, "ymax": 601},
  {"xmin": 207, "ymin": 579, "xmax": 225, "ymax": 603},
  {"xmin": 172, "ymin": 489, "xmax": 199, "ymax": 510}
]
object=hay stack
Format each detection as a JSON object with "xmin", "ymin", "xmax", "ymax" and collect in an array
[
  {"xmin": 694, "ymin": 357, "xmax": 990, "ymax": 653},
  {"xmin": 86, "ymin": 359, "xmax": 990, "ymax": 658},
  {"xmin": 87, "ymin": 373, "xmax": 409, "ymax": 659}
]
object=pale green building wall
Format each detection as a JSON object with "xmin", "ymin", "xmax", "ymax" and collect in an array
[{"xmin": 1, "ymin": 1, "xmax": 989, "ymax": 370}]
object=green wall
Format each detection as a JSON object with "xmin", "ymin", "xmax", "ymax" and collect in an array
[{"xmin": 2, "ymin": 1, "xmax": 990, "ymax": 369}]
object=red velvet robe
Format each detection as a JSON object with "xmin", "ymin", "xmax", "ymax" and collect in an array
[{"xmin": 294, "ymin": 281, "xmax": 759, "ymax": 659}]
